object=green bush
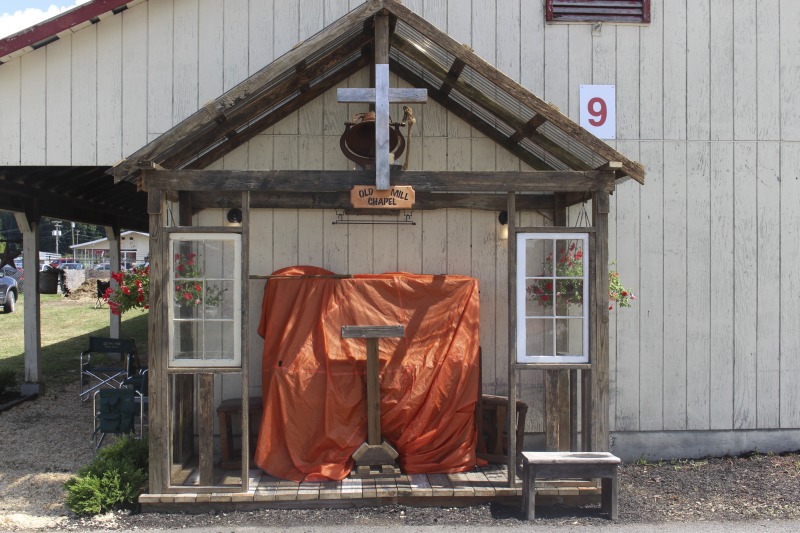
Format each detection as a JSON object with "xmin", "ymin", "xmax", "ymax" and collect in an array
[
  {"xmin": 0, "ymin": 368, "xmax": 17, "ymax": 396},
  {"xmin": 64, "ymin": 435, "xmax": 148, "ymax": 515}
]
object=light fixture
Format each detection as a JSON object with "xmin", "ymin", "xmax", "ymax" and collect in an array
[
  {"xmin": 498, "ymin": 211, "xmax": 508, "ymax": 240},
  {"xmin": 225, "ymin": 208, "xmax": 242, "ymax": 227}
]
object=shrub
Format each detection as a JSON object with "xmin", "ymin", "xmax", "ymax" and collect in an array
[
  {"xmin": 64, "ymin": 435, "xmax": 148, "ymax": 515},
  {"xmin": 0, "ymin": 368, "xmax": 17, "ymax": 396}
]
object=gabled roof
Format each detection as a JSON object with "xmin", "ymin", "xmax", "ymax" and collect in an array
[
  {"xmin": 0, "ymin": 0, "xmax": 140, "ymax": 64},
  {"xmin": 113, "ymin": 0, "xmax": 644, "ymax": 186}
]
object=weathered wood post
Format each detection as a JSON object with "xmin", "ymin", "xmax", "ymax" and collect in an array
[{"xmin": 342, "ymin": 324, "xmax": 404, "ymax": 476}]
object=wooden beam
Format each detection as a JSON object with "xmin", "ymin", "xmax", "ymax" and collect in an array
[
  {"xmin": 441, "ymin": 58, "xmax": 466, "ymax": 97},
  {"xmin": 141, "ymin": 169, "xmax": 615, "ymax": 193},
  {"xmin": 383, "ymin": 0, "xmax": 645, "ymax": 184},
  {"xmin": 189, "ymin": 190, "xmax": 556, "ymax": 212},
  {"xmin": 182, "ymin": 54, "xmax": 372, "ymax": 171},
  {"xmin": 111, "ymin": 0, "xmax": 385, "ymax": 181},
  {"xmin": 391, "ymin": 34, "xmax": 592, "ymax": 172},
  {"xmin": 389, "ymin": 58, "xmax": 553, "ymax": 171}
]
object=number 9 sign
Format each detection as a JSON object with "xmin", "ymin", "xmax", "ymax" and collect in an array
[{"xmin": 580, "ymin": 85, "xmax": 615, "ymax": 139}]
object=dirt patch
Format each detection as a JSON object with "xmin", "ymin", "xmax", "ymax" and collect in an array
[{"xmin": 1, "ymin": 386, "xmax": 798, "ymax": 530}]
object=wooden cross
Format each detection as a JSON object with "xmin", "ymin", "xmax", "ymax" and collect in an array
[
  {"xmin": 341, "ymin": 324, "xmax": 405, "ymax": 476},
  {"xmin": 337, "ymin": 65, "xmax": 427, "ymax": 190}
]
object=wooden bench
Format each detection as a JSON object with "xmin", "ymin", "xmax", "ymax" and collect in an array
[
  {"xmin": 521, "ymin": 451, "xmax": 620, "ymax": 520},
  {"xmin": 216, "ymin": 397, "xmax": 263, "ymax": 470}
]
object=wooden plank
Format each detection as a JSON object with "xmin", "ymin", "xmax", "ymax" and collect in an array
[
  {"xmin": 639, "ymin": 0, "xmax": 663, "ymax": 140},
  {"xmin": 199, "ymin": 373, "xmax": 215, "ymax": 485},
  {"xmin": 757, "ymin": 0, "xmax": 780, "ymax": 140},
  {"xmin": 686, "ymin": 0, "xmax": 710, "ymax": 140},
  {"xmin": 638, "ymin": 141, "xmax": 664, "ymax": 431},
  {"xmin": 733, "ymin": 0, "xmax": 757, "ymax": 140},
  {"xmin": 448, "ymin": 471, "xmax": 475, "ymax": 497},
  {"xmin": 198, "ymin": 0, "xmax": 224, "ymax": 105},
  {"xmin": 426, "ymin": 473, "xmax": 453, "ymax": 497},
  {"xmin": 121, "ymin": 1, "xmax": 148, "ymax": 157},
  {"xmin": 615, "ymin": 27, "xmax": 639, "ymax": 140},
  {"xmin": 613, "ymin": 142, "xmax": 640, "ymax": 432},
  {"xmin": 472, "ymin": 209, "xmax": 497, "ymax": 396},
  {"xmin": 296, "ymin": 481, "xmax": 320, "ymax": 501},
  {"xmin": 446, "ymin": 208, "xmax": 471, "ymax": 275},
  {"xmin": 275, "ymin": 479, "xmax": 300, "ymax": 501},
  {"xmin": 97, "ymin": 13, "xmax": 122, "ymax": 163},
  {"xmin": 342, "ymin": 326, "xmax": 404, "ymax": 339},
  {"xmin": 298, "ymin": 0, "xmax": 324, "ymax": 136},
  {"xmin": 685, "ymin": 142, "xmax": 711, "ymax": 430},
  {"xmin": 340, "ymin": 477, "xmax": 362, "ymax": 499},
  {"xmin": 592, "ymin": 192, "xmax": 610, "ymax": 451},
  {"xmin": 662, "ymin": 141, "xmax": 687, "ymax": 430},
  {"xmin": 248, "ymin": 0, "xmax": 274, "ymax": 74},
  {"xmin": 173, "ymin": 0, "xmax": 199, "ymax": 125},
  {"xmin": 663, "ymin": 0, "xmax": 687, "ymax": 140},
  {"xmin": 44, "ymin": 34, "xmax": 71, "ymax": 164},
  {"xmin": 732, "ymin": 143, "xmax": 756, "ymax": 429},
  {"xmin": 756, "ymin": 142, "xmax": 781, "ymax": 428},
  {"xmin": 408, "ymin": 474, "xmax": 432, "ymax": 497},
  {"xmin": 567, "ymin": 24, "xmax": 591, "ymax": 124},
  {"xmin": 709, "ymin": 0, "xmax": 733, "ymax": 141},
  {"xmin": 71, "ymin": 24, "xmax": 97, "ymax": 164},
  {"xmin": 709, "ymin": 142, "xmax": 735, "ymax": 429},
  {"xmin": 375, "ymin": 476, "xmax": 397, "ymax": 499},
  {"xmin": 147, "ymin": 0, "xmax": 173, "ymax": 137},
  {"xmin": 319, "ymin": 480, "xmax": 340, "ymax": 500},
  {"xmin": 780, "ymin": 144, "xmax": 800, "ymax": 427},
  {"xmin": 141, "ymin": 169, "xmax": 616, "ymax": 193},
  {"xmin": 223, "ymin": 0, "xmax": 248, "ymax": 92},
  {"xmin": 15, "ymin": 214, "xmax": 40, "ymax": 384},
  {"xmin": 780, "ymin": 0, "xmax": 800, "ymax": 140},
  {"xmin": 360, "ymin": 478, "xmax": 377, "ymax": 499},
  {"xmin": 421, "ymin": 208, "xmax": 447, "ymax": 274},
  {"xmin": 20, "ymin": 49, "xmax": 46, "ymax": 165}
]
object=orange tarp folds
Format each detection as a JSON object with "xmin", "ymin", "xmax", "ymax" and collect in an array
[{"xmin": 254, "ymin": 266, "xmax": 481, "ymax": 482}]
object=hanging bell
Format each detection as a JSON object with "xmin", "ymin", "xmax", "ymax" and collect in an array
[{"xmin": 340, "ymin": 111, "xmax": 406, "ymax": 168}]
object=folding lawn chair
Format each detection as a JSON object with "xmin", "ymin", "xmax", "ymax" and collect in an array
[
  {"xmin": 92, "ymin": 387, "xmax": 143, "ymax": 449},
  {"xmin": 95, "ymin": 279, "xmax": 110, "ymax": 309},
  {"xmin": 79, "ymin": 337, "xmax": 140, "ymax": 402}
]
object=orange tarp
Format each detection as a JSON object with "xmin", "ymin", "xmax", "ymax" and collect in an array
[{"xmin": 254, "ymin": 266, "xmax": 481, "ymax": 482}]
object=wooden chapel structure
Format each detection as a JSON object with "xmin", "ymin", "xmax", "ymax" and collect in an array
[{"xmin": 109, "ymin": 0, "xmax": 644, "ymax": 502}]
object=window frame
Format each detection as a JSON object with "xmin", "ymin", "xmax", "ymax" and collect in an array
[
  {"xmin": 167, "ymin": 232, "xmax": 242, "ymax": 369},
  {"xmin": 545, "ymin": 0, "xmax": 651, "ymax": 24},
  {"xmin": 516, "ymin": 232, "xmax": 590, "ymax": 365}
]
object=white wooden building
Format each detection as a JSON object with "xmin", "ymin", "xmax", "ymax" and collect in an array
[{"xmin": 1, "ymin": 0, "xmax": 798, "ymax": 468}]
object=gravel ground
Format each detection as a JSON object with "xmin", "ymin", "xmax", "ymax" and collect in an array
[{"xmin": 2, "ymin": 383, "xmax": 799, "ymax": 531}]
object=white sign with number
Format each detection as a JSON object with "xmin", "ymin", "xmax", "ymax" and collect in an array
[{"xmin": 580, "ymin": 85, "xmax": 616, "ymax": 140}]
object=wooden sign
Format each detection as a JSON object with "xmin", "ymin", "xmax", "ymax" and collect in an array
[{"xmin": 350, "ymin": 185, "xmax": 415, "ymax": 209}]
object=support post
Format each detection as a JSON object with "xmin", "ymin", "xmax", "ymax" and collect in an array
[
  {"xmin": 104, "ymin": 225, "xmax": 121, "ymax": 340},
  {"xmin": 591, "ymin": 192, "xmax": 610, "ymax": 451},
  {"xmin": 15, "ymin": 210, "xmax": 42, "ymax": 395},
  {"xmin": 147, "ymin": 189, "xmax": 168, "ymax": 492},
  {"xmin": 507, "ymin": 191, "xmax": 518, "ymax": 487}
]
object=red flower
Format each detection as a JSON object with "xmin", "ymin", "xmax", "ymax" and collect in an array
[
  {"xmin": 541, "ymin": 294, "xmax": 550, "ymax": 302},
  {"xmin": 194, "ymin": 283, "xmax": 202, "ymax": 291},
  {"xmin": 183, "ymin": 292, "xmax": 193, "ymax": 301},
  {"xmin": 137, "ymin": 294, "xmax": 145, "ymax": 303},
  {"xmin": 545, "ymin": 281, "xmax": 553, "ymax": 292},
  {"xmin": 122, "ymin": 286, "xmax": 130, "ymax": 296}
]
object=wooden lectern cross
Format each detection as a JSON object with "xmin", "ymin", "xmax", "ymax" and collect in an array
[
  {"xmin": 341, "ymin": 324, "xmax": 405, "ymax": 476},
  {"xmin": 337, "ymin": 64, "xmax": 427, "ymax": 190}
]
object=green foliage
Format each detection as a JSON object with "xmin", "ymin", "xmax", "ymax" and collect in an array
[
  {"xmin": 0, "ymin": 367, "xmax": 17, "ymax": 395},
  {"xmin": 64, "ymin": 435, "xmax": 148, "ymax": 516}
]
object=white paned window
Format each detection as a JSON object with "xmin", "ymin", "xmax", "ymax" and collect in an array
[
  {"xmin": 516, "ymin": 233, "xmax": 589, "ymax": 364},
  {"xmin": 168, "ymin": 233, "xmax": 241, "ymax": 368}
]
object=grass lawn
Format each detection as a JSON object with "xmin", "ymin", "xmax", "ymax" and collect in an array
[{"xmin": 0, "ymin": 293, "xmax": 148, "ymax": 389}]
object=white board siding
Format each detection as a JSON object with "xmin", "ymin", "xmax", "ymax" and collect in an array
[
  {"xmin": 732, "ymin": 143, "xmax": 756, "ymax": 429},
  {"xmin": 121, "ymin": 1, "xmax": 148, "ymax": 157},
  {"xmin": 686, "ymin": 0, "xmax": 710, "ymax": 140},
  {"xmin": 71, "ymin": 24, "xmax": 97, "ymax": 164},
  {"xmin": 780, "ymin": 144, "xmax": 800, "ymax": 427},
  {"xmin": 97, "ymin": 14, "xmax": 123, "ymax": 163},
  {"xmin": 779, "ymin": 0, "xmax": 800, "ymax": 140},
  {"xmin": 756, "ymin": 143, "xmax": 781, "ymax": 428},
  {"xmin": 19, "ymin": 49, "xmax": 47, "ymax": 165},
  {"xmin": 732, "ymin": 0, "xmax": 757, "ymax": 141},
  {"xmin": 173, "ymin": 0, "xmax": 199, "ymax": 125},
  {"xmin": 638, "ymin": 141, "xmax": 664, "ymax": 431},
  {"xmin": 756, "ymin": 0, "xmax": 780, "ymax": 140},
  {"xmin": 710, "ymin": 143, "xmax": 735, "ymax": 430},
  {"xmin": 709, "ymin": 0, "xmax": 734, "ymax": 142},
  {"xmin": 639, "ymin": 0, "xmax": 663, "ymax": 140},
  {"xmin": 146, "ymin": 0, "xmax": 173, "ymax": 136},
  {"xmin": 46, "ymin": 34, "xmax": 72, "ymax": 164}
]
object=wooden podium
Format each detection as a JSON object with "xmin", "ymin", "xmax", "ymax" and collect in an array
[{"xmin": 341, "ymin": 325, "xmax": 404, "ymax": 477}]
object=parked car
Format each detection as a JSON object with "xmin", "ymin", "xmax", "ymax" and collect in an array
[
  {"xmin": 59, "ymin": 262, "xmax": 85, "ymax": 270},
  {"xmin": 94, "ymin": 261, "xmax": 133, "ymax": 271},
  {"xmin": 0, "ymin": 270, "xmax": 19, "ymax": 313},
  {"xmin": 1, "ymin": 265, "xmax": 23, "ymax": 287}
]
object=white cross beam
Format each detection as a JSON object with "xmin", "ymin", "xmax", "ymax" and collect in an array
[{"xmin": 338, "ymin": 64, "xmax": 427, "ymax": 190}]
